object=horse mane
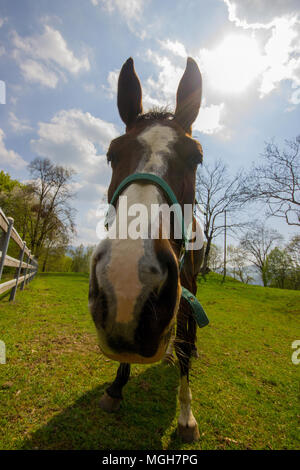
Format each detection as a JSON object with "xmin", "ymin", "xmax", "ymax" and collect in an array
[{"xmin": 136, "ymin": 106, "xmax": 174, "ymax": 122}]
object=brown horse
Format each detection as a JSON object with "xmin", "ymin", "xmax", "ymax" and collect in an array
[{"xmin": 89, "ymin": 57, "xmax": 204, "ymax": 442}]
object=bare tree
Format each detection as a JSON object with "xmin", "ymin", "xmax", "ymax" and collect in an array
[
  {"xmin": 241, "ymin": 135, "xmax": 300, "ymax": 226},
  {"xmin": 195, "ymin": 159, "xmax": 246, "ymax": 273},
  {"xmin": 239, "ymin": 222, "xmax": 283, "ymax": 286}
]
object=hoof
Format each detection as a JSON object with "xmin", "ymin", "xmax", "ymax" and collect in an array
[
  {"xmin": 99, "ymin": 392, "xmax": 122, "ymax": 413},
  {"xmin": 177, "ymin": 423, "xmax": 200, "ymax": 443}
]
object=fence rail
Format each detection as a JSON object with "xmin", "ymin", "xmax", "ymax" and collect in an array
[{"xmin": 0, "ymin": 207, "xmax": 38, "ymax": 301}]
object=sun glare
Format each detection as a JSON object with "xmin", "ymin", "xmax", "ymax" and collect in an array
[{"xmin": 202, "ymin": 35, "xmax": 264, "ymax": 94}]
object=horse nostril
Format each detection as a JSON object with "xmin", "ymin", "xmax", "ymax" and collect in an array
[
  {"xmin": 150, "ymin": 266, "xmax": 159, "ymax": 275},
  {"xmin": 153, "ymin": 277, "xmax": 166, "ymax": 298}
]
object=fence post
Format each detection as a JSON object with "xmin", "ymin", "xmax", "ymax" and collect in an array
[
  {"xmin": 0, "ymin": 217, "xmax": 14, "ymax": 282},
  {"xmin": 27, "ymin": 255, "xmax": 34, "ymax": 285},
  {"xmin": 9, "ymin": 241, "xmax": 26, "ymax": 302},
  {"xmin": 21, "ymin": 249, "xmax": 30, "ymax": 290},
  {"xmin": 34, "ymin": 258, "xmax": 38, "ymax": 278}
]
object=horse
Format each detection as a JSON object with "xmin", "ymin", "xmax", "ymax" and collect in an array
[{"xmin": 89, "ymin": 56, "xmax": 206, "ymax": 443}]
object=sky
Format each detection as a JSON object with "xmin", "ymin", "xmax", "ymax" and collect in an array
[{"xmin": 0, "ymin": 0, "xmax": 299, "ymax": 247}]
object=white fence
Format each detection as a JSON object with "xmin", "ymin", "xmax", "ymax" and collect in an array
[{"xmin": 0, "ymin": 207, "xmax": 38, "ymax": 301}]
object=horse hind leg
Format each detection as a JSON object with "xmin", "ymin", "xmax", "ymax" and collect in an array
[
  {"xmin": 189, "ymin": 315, "xmax": 199, "ymax": 359},
  {"xmin": 100, "ymin": 363, "xmax": 130, "ymax": 413}
]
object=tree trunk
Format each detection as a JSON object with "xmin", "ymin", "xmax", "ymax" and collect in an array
[
  {"xmin": 42, "ymin": 245, "xmax": 50, "ymax": 272},
  {"xmin": 261, "ymin": 264, "xmax": 268, "ymax": 287},
  {"xmin": 201, "ymin": 236, "xmax": 213, "ymax": 273}
]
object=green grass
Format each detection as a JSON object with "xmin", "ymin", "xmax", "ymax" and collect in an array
[{"xmin": 0, "ymin": 272, "xmax": 299, "ymax": 450}]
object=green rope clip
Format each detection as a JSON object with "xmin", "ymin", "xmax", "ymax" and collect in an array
[{"xmin": 181, "ymin": 286, "xmax": 209, "ymax": 328}]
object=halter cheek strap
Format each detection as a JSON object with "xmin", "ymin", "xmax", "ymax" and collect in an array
[{"xmin": 105, "ymin": 172, "xmax": 209, "ymax": 329}]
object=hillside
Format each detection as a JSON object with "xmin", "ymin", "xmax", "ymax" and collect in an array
[{"xmin": 0, "ymin": 272, "xmax": 299, "ymax": 450}]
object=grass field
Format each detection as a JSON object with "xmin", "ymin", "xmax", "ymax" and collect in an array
[{"xmin": 0, "ymin": 272, "xmax": 299, "ymax": 450}]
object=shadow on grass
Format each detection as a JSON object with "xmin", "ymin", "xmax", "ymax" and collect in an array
[
  {"xmin": 0, "ymin": 290, "xmax": 11, "ymax": 302},
  {"xmin": 21, "ymin": 363, "xmax": 179, "ymax": 450}
]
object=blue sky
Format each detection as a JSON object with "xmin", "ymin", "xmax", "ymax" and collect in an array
[{"xmin": 0, "ymin": 0, "xmax": 299, "ymax": 246}]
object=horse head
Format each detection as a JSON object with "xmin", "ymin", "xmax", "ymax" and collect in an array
[{"xmin": 89, "ymin": 57, "xmax": 203, "ymax": 365}]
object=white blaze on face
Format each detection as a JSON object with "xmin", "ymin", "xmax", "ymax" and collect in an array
[
  {"xmin": 137, "ymin": 124, "xmax": 177, "ymax": 176},
  {"xmin": 106, "ymin": 124, "xmax": 178, "ymax": 325},
  {"xmin": 107, "ymin": 238, "xmax": 144, "ymax": 324}
]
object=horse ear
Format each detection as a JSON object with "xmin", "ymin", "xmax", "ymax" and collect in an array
[
  {"xmin": 175, "ymin": 57, "xmax": 202, "ymax": 135},
  {"xmin": 117, "ymin": 58, "xmax": 143, "ymax": 130}
]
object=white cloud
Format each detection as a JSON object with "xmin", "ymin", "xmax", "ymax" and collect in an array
[
  {"xmin": 9, "ymin": 112, "xmax": 33, "ymax": 133},
  {"xmin": 143, "ymin": 50, "xmax": 225, "ymax": 134},
  {"xmin": 99, "ymin": 0, "xmax": 145, "ymax": 21},
  {"xmin": 145, "ymin": 50, "xmax": 184, "ymax": 106},
  {"xmin": 30, "ymin": 108, "xmax": 118, "ymax": 244},
  {"xmin": 259, "ymin": 17, "xmax": 300, "ymax": 100},
  {"xmin": 105, "ymin": 52, "xmax": 185, "ymax": 111},
  {"xmin": 194, "ymin": 103, "xmax": 225, "ymax": 134},
  {"xmin": 198, "ymin": 34, "xmax": 265, "ymax": 94},
  {"xmin": 18, "ymin": 58, "xmax": 59, "ymax": 88},
  {"xmin": 31, "ymin": 108, "xmax": 117, "ymax": 170},
  {"xmin": 220, "ymin": 1, "xmax": 300, "ymax": 103},
  {"xmin": 0, "ymin": 128, "xmax": 27, "ymax": 169},
  {"xmin": 30, "ymin": 109, "xmax": 117, "ymax": 213},
  {"xmin": 107, "ymin": 51, "xmax": 225, "ymax": 135},
  {"xmin": 83, "ymin": 83, "xmax": 97, "ymax": 93},
  {"xmin": 12, "ymin": 24, "xmax": 90, "ymax": 88},
  {"xmin": 0, "ymin": 17, "xmax": 7, "ymax": 28},
  {"xmin": 92, "ymin": 0, "xmax": 148, "ymax": 39},
  {"xmin": 0, "ymin": 45, "xmax": 5, "ymax": 56},
  {"xmin": 223, "ymin": 0, "xmax": 300, "ymax": 28},
  {"xmin": 158, "ymin": 39, "xmax": 187, "ymax": 58},
  {"xmin": 76, "ymin": 225, "xmax": 100, "ymax": 246},
  {"xmin": 104, "ymin": 66, "xmax": 162, "ymax": 112},
  {"xmin": 103, "ymin": 69, "xmax": 119, "ymax": 98},
  {"xmin": 290, "ymin": 88, "xmax": 300, "ymax": 105}
]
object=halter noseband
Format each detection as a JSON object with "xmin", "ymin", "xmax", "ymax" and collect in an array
[{"xmin": 105, "ymin": 172, "xmax": 209, "ymax": 328}]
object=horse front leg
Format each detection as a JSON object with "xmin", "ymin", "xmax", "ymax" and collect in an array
[
  {"xmin": 100, "ymin": 362, "xmax": 130, "ymax": 413},
  {"xmin": 177, "ymin": 373, "xmax": 199, "ymax": 442},
  {"xmin": 175, "ymin": 308, "xmax": 200, "ymax": 443}
]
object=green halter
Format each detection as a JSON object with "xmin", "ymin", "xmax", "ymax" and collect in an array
[{"xmin": 105, "ymin": 172, "xmax": 209, "ymax": 329}]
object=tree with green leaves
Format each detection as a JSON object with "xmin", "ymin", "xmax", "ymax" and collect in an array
[
  {"xmin": 28, "ymin": 158, "xmax": 76, "ymax": 257},
  {"xmin": 228, "ymin": 244, "xmax": 253, "ymax": 284},
  {"xmin": 0, "ymin": 159, "xmax": 76, "ymax": 269},
  {"xmin": 264, "ymin": 247, "xmax": 292, "ymax": 289},
  {"xmin": 207, "ymin": 243, "xmax": 223, "ymax": 272},
  {"xmin": 70, "ymin": 244, "xmax": 96, "ymax": 273}
]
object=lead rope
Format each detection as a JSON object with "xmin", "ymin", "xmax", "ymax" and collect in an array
[{"xmin": 178, "ymin": 222, "xmax": 209, "ymax": 328}]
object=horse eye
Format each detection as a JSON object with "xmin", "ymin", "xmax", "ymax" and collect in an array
[
  {"xmin": 190, "ymin": 152, "xmax": 203, "ymax": 165},
  {"xmin": 107, "ymin": 152, "xmax": 114, "ymax": 163}
]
